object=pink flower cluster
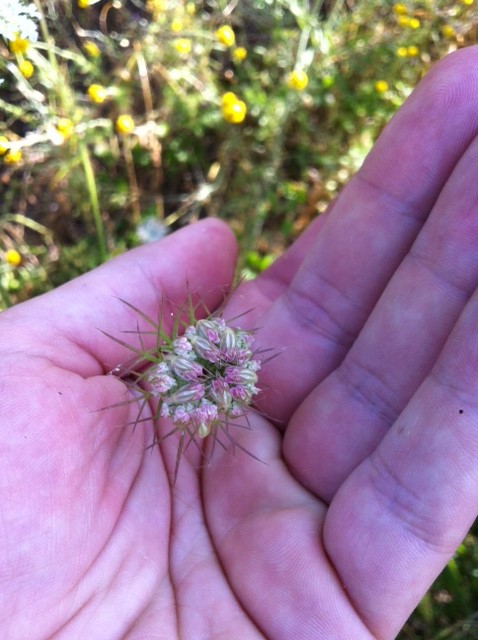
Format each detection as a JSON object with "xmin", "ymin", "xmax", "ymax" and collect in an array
[{"xmin": 147, "ymin": 317, "xmax": 261, "ymax": 438}]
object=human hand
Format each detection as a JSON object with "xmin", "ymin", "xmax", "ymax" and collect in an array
[{"xmin": 2, "ymin": 46, "xmax": 478, "ymax": 639}]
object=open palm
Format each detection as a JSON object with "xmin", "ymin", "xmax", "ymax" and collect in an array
[{"xmin": 2, "ymin": 47, "xmax": 478, "ymax": 640}]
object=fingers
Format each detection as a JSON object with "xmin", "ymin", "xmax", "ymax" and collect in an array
[
  {"xmin": 323, "ymin": 288, "xmax": 478, "ymax": 639},
  {"xmin": 247, "ymin": 46, "xmax": 478, "ymax": 423},
  {"xmin": 1, "ymin": 219, "xmax": 237, "ymax": 376},
  {"xmin": 285, "ymin": 118, "xmax": 478, "ymax": 501}
]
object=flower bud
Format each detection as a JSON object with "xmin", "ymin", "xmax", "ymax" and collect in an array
[
  {"xmin": 170, "ymin": 382, "xmax": 205, "ymax": 404},
  {"xmin": 224, "ymin": 366, "xmax": 258, "ymax": 385},
  {"xmin": 168, "ymin": 355, "xmax": 203, "ymax": 381},
  {"xmin": 189, "ymin": 334, "xmax": 220, "ymax": 362},
  {"xmin": 209, "ymin": 379, "xmax": 233, "ymax": 412},
  {"xmin": 219, "ymin": 326, "xmax": 237, "ymax": 360},
  {"xmin": 196, "ymin": 318, "xmax": 223, "ymax": 343}
]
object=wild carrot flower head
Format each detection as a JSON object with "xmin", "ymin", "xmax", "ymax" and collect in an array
[
  {"xmin": 147, "ymin": 316, "xmax": 261, "ymax": 440},
  {"xmin": 106, "ymin": 298, "xmax": 266, "ymax": 483}
]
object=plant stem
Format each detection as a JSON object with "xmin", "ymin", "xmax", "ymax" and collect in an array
[{"xmin": 78, "ymin": 141, "xmax": 107, "ymax": 262}]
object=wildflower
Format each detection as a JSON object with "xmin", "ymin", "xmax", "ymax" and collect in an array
[
  {"xmin": 408, "ymin": 17, "xmax": 420, "ymax": 29},
  {"xmin": 170, "ymin": 17, "xmax": 183, "ymax": 32},
  {"xmin": 87, "ymin": 83, "xmax": 107, "ymax": 103},
  {"xmin": 18, "ymin": 59, "xmax": 34, "ymax": 78},
  {"xmin": 286, "ymin": 70, "xmax": 309, "ymax": 91},
  {"xmin": 393, "ymin": 2, "xmax": 408, "ymax": 13},
  {"xmin": 0, "ymin": 136, "xmax": 10, "ymax": 154},
  {"xmin": 441, "ymin": 24, "xmax": 455, "ymax": 38},
  {"xmin": 186, "ymin": 2, "xmax": 195, "ymax": 15},
  {"xmin": 9, "ymin": 35, "xmax": 30, "ymax": 54},
  {"xmin": 407, "ymin": 45, "xmax": 419, "ymax": 56},
  {"xmin": 144, "ymin": 316, "xmax": 261, "ymax": 440},
  {"xmin": 0, "ymin": 0, "xmax": 39, "ymax": 42},
  {"xmin": 4, "ymin": 148, "xmax": 22, "ymax": 164},
  {"xmin": 220, "ymin": 92, "xmax": 247, "ymax": 124},
  {"xmin": 232, "ymin": 46, "xmax": 247, "ymax": 62},
  {"xmin": 115, "ymin": 114, "xmax": 135, "ymax": 135},
  {"xmin": 461, "ymin": 0, "xmax": 473, "ymax": 5},
  {"xmin": 77, "ymin": 0, "xmax": 90, "ymax": 8},
  {"xmin": 374, "ymin": 80, "xmax": 389, "ymax": 93},
  {"xmin": 4, "ymin": 249, "xmax": 21, "ymax": 266},
  {"xmin": 396, "ymin": 46, "xmax": 408, "ymax": 57},
  {"xmin": 173, "ymin": 38, "xmax": 192, "ymax": 55},
  {"xmin": 215, "ymin": 25, "xmax": 235, "ymax": 47},
  {"xmin": 83, "ymin": 40, "xmax": 101, "ymax": 57},
  {"xmin": 56, "ymin": 118, "xmax": 75, "ymax": 140}
]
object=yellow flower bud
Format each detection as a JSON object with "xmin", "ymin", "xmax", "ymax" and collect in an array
[
  {"xmin": 173, "ymin": 38, "xmax": 192, "ymax": 55},
  {"xmin": 374, "ymin": 80, "xmax": 389, "ymax": 93},
  {"xmin": 221, "ymin": 98, "xmax": 247, "ymax": 124},
  {"xmin": 393, "ymin": 3, "xmax": 407, "ymax": 14},
  {"xmin": 78, "ymin": 0, "xmax": 90, "ymax": 8},
  {"xmin": 4, "ymin": 148, "xmax": 22, "ymax": 165},
  {"xmin": 232, "ymin": 46, "xmax": 247, "ymax": 62},
  {"xmin": 57, "ymin": 118, "xmax": 75, "ymax": 140},
  {"xmin": 221, "ymin": 91, "xmax": 239, "ymax": 106},
  {"xmin": 441, "ymin": 24, "xmax": 455, "ymax": 38},
  {"xmin": 84, "ymin": 40, "xmax": 101, "ymax": 57},
  {"xmin": 87, "ymin": 83, "xmax": 107, "ymax": 104},
  {"xmin": 19, "ymin": 59, "xmax": 34, "ymax": 79},
  {"xmin": 115, "ymin": 114, "xmax": 135, "ymax": 135},
  {"xmin": 4, "ymin": 249, "xmax": 22, "ymax": 267},
  {"xmin": 170, "ymin": 18, "xmax": 183, "ymax": 32},
  {"xmin": 286, "ymin": 70, "xmax": 309, "ymax": 91},
  {"xmin": 407, "ymin": 45, "xmax": 419, "ymax": 57},
  {"xmin": 396, "ymin": 46, "xmax": 408, "ymax": 57},
  {"xmin": 215, "ymin": 25, "xmax": 235, "ymax": 47}
]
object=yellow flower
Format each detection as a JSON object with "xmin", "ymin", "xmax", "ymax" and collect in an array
[
  {"xmin": 84, "ymin": 40, "xmax": 101, "ymax": 57},
  {"xmin": 87, "ymin": 83, "xmax": 107, "ymax": 103},
  {"xmin": 441, "ymin": 24, "xmax": 455, "ymax": 38},
  {"xmin": 186, "ymin": 2, "xmax": 195, "ymax": 15},
  {"xmin": 393, "ymin": 3, "xmax": 408, "ymax": 14},
  {"xmin": 407, "ymin": 45, "xmax": 419, "ymax": 57},
  {"xmin": 9, "ymin": 35, "xmax": 29, "ymax": 54},
  {"xmin": 221, "ymin": 91, "xmax": 238, "ymax": 106},
  {"xmin": 0, "ymin": 137, "xmax": 9, "ymax": 154},
  {"xmin": 232, "ymin": 46, "xmax": 247, "ymax": 62},
  {"xmin": 396, "ymin": 46, "xmax": 408, "ymax": 57},
  {"xmin": 173, "ymin": 38, "xmax": 192, "ymax": 55},
  {"xmin": 374, "ymin": 80, "xmax": 389, "ymax": 93},
  {"xmin": 461, "ymin": 0, "xmax": 473, "ymax": 5},
  {"xmin": 57, "ymin": 118, "xmax": 75, "ymax": 140},
  {"xmin": 18, "ymin": 59, "xmax": 34, "ymax": 79},
  {"xmin": 4, "ymin": 249, "xmax": 22, "ymax": 267},
  {"xmin": 220, "ymin": 93, "xmax": 246, "ymax": 124},
  {"xmin": 286, "ymin": 70, "xmax": 309, "ymax": 91},
  {"xmin": 171, "ymin": 18, "xmax": 183, "ymax": 32},
  {"xmin": 78, "ymin": 0, "xmax": 90, "ymax": 7},
  {"xmin": 4, "ymin": 148, "xmax": 22, "ymax": 164},
  {"xmin": 408, "ymin": 17, "xmax": 420, "ymax": 28},
  {"xmin": 215, "ymin": 25, "xmax": 235, "ymax": 47},
  {"xmin": 396, "ymin": 15, "xmax": 409, "ymax": 27},
  {"xmin": 115, "ymin": 114, "xmax": 135, "ymax": 135}
]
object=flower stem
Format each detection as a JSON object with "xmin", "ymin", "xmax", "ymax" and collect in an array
[{"xmin": 78, "ymin": 141, "xmax": 107, "ymax": 262}]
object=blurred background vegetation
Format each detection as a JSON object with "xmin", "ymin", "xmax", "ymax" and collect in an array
[{"xmin": 1, "ymin": 0, "xmax": 478, "ymax": 637}]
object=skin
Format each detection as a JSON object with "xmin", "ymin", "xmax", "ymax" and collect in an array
[{"xmin": 2, "ymin": 46, "xmax": 478, "ymax": 639}]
